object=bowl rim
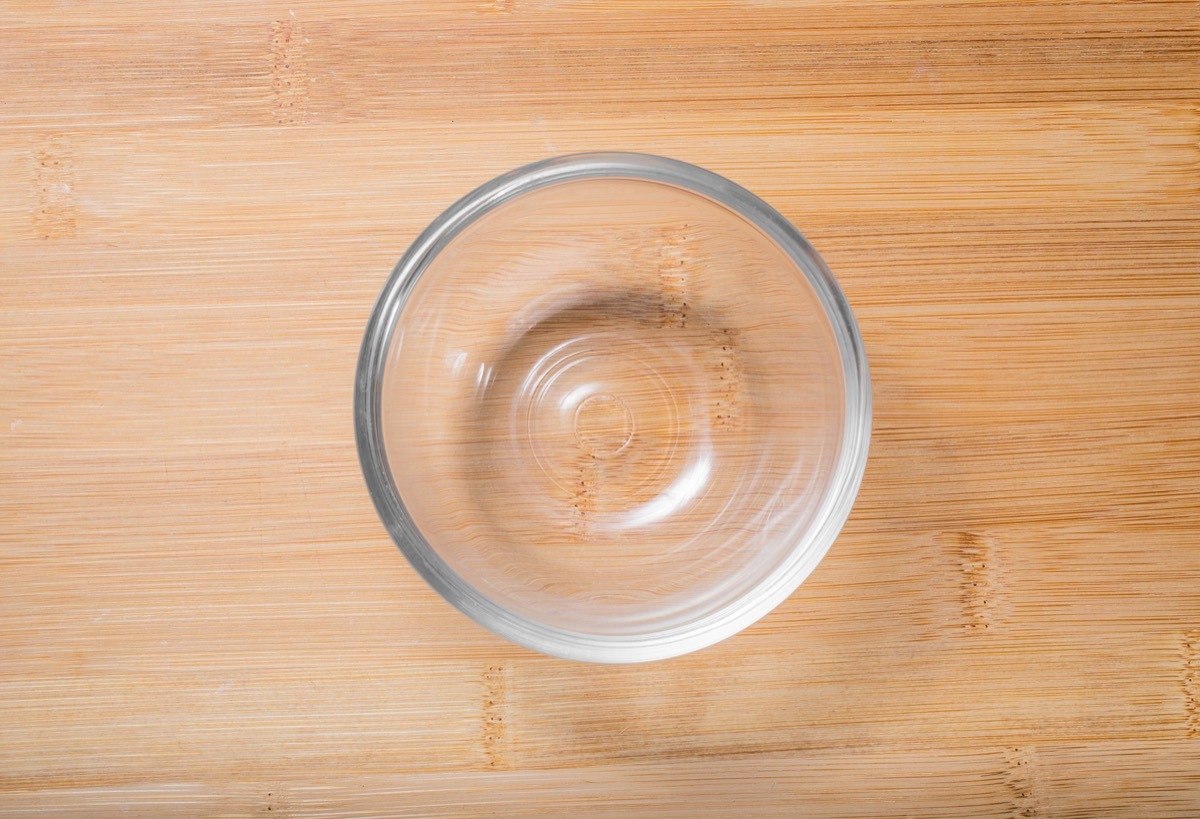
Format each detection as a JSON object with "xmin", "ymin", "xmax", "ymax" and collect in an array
[{"xmin": 355, "ymin": 152, "xmax": 871, "ymax": 663}]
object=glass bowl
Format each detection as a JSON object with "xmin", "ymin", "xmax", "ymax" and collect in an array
[{"xmin": 356, "ymin": 153, "xmax": 870, "ymax": 663}]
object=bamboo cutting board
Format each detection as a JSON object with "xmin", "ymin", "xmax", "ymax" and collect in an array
[{"xmin": 2, "ymin": 1, "xmax": 1199, "ymax": 816}]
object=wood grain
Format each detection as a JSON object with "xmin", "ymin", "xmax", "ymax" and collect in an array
[{"xmin": 1, "ymin": 0, "xmax": 1199, "ymax": 815}]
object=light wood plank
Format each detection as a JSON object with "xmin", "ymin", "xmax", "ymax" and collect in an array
[{"xmin": 3, "ymin": 741, "xmax": 1200, "ymax": 817}]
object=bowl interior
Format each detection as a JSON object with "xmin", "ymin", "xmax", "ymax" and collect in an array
[{"xmin": 379, "ymin": 174, "xmax": 850, "ymax": 640}]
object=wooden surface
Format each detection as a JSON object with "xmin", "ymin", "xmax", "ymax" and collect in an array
[{"xmin": 2, "ymin": 0, "xmax": 1199, "ymax": 815}]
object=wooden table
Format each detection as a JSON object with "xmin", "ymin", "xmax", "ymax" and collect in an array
[{"xmin": 3, "ymin": 1, "xmax": 1199, "ymax": 815}]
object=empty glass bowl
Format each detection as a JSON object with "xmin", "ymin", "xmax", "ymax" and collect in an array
[{"xmin": 356, "ymin": 153, "xmax": 870, "ymax": 662}]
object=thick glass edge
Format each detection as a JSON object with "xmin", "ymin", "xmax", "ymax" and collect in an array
[{"xmin": 354, "ymin": 152, "xmax": 872, "ymax": 663}]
